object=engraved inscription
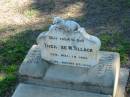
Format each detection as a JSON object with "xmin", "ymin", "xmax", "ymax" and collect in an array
[{"xmin": 37, "ymin": 17, "xmax": 101, "ymax": 67}]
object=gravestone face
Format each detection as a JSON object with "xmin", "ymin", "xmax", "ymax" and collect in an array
[{"xmin": 37, "ymin": 17, "xmax": 101, "ymax": 67}]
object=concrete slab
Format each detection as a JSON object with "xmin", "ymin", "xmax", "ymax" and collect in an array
[{"xmin": 12, "ymin": 83, "xmax": 111, "ymax": 97}]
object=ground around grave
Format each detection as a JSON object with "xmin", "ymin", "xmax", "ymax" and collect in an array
[{"xmin": 0, "ymin": 0, "xmax": 130, "ymax": 97}]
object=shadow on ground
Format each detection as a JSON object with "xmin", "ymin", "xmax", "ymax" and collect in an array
[{"xmin": 30, "ymin": 0, "xmax": 130, "ymax": 38}]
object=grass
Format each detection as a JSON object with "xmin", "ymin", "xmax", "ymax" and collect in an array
[
  {"xmin": 99, "ymin": 33, "xmax": 130, "ymax": 65},
  {"xmin": 0, "ymin": 28, "xmax": 47, "ymax": 97},
  {"xmin": 31, "ymin": 0, "xmax": 55, "ymax": 12},
  {"xmin": 126, "ymin": 0, "xmax": 130, "ymax": 6},
  {"xmin": 0, "ymin": 64, "xmax": 18, "ymax": 97},
  {"xmin": 24, "ymin": 9, "xmax": 39, "ymax": 18}
]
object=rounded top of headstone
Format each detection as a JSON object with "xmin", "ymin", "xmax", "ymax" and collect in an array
[{"xmin": 37, "ymin": 17, "xmax": 101, "ymax": 68}]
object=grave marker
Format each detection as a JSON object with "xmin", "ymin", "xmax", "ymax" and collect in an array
[{"xmin": 37, "ymin": 17, "xmax": 101, "ymax": 67}]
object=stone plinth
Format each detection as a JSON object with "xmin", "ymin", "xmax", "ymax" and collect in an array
[
  {"xmin": 12, "ymin": 67, "xmax": 129, "ymax": 97},
  {"xmin": 18, "ymin": 45, "xmax": 125, "ymax": 97},
  {"xmin": 19, "ymin": 45, "xmax": 49, "ymax": 78},
  {"xmin": 12, "ymin": 84, "xmax": 111, "ymax": 97}
]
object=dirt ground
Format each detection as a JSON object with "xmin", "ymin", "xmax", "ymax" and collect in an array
[{"xmin": 0, "ymin": 0, "xmax": 130, "ymax": 38}]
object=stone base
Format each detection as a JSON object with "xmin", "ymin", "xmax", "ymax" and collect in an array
[
  {"xmin": 12, "ymin": 68, "xmax": 128, "ymax": 97},
  {"xmin": 19, "ymin": 45, "xmax": 120, "ymax": 95},
  {"xmin": 13, "ymin": 45, "xmax": 129, "ymax": 97},
  {"xmin": 116, "ymin": 68, "xmax": 129, "ymax": 97},
  {"xmin": 12, "ymin": 83, "xmax": 111, "ymax": 97}
]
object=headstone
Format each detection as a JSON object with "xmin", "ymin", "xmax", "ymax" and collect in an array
[
  {"xmin": 37, "ymin": 17, "xmax": 101, "ymax": 67},
  {"xmin": 12, "ymin": 17, "xmax": 129, "ymax": 97}
]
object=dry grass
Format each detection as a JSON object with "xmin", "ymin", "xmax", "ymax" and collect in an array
[{"xmin": 0, "ymin": 0, "xmax": 85, "ymax": 41}]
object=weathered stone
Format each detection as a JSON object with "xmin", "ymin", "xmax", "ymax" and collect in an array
[
  {"xmin": 43, "ymin": 51, "xmax": 120, "ymax": 97},
  {"xmin": 115, "ymin": 68, "xmax": 129, "ymax": 97},
  {"xmin": 12, "ymin": 68, "xmax": 129, "ymax": 97},
  {"xmin": 18, "ymin": 45, "xmax": 121, "ymax": 97},
  {"xmin": 37, "ymin": 17, "xmax": 101, "ymax": 67},
  {"xmin": 12, "ymin": 83, "xmax": 111, "ymax": 97},
  {"xmin": 19, "ymin": 45, "xmax": 50, "ymax": 78}
]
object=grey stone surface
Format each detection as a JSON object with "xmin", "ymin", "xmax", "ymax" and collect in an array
[
  {"xmin": 12, "ymin": 67, "xmax": 128, "ymax": 97},
  {"xmin": 43, "ymin": 51, "xmax": 120, "ymax": 96},
  {"xmin": 18, "ymin": 45, "xmax": 120, "ymax": 97},
  {"xmin": 115, "ymin": 68, "xmax": 129, "ymax": 97},
  {"xmin": 19, "ymin": 45, "xmax": 50, "ymax": 78},
  {"xmin": 37, "ymin": 17, "xmax": 101, "ymax": 67},
  {"xmin": 12, "ymin": 83, "xmax": 111, "ymax": 97}
]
